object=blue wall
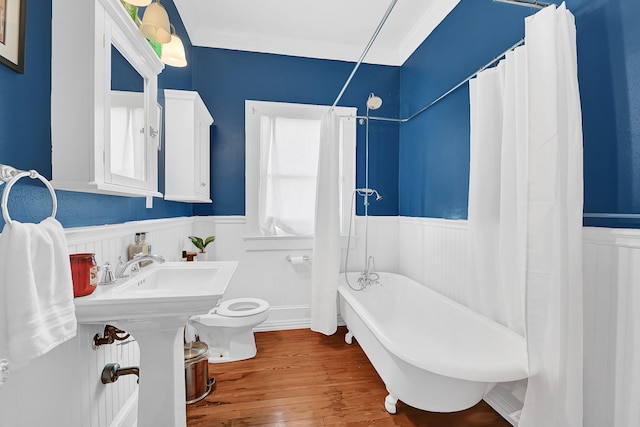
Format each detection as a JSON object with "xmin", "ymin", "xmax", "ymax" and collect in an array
[
  {"xmin": 0, "ymin": 1, "xmax": 193, "ymax": 229},
  {"xmin": 399, "ymin": 0, "xmax": 530, "ymax": 218},
  {"xmin": 398, "ymin": 0, "xmax": 640, "ymax": 227},
  {"xmin": 571, "ymin": 0, "xmax": 640, "ymax": 227},
  {"xmin": 1, "ymin": 0, "xmax": 638, "ymax": 228},
  {"xmin": 191, "ymin": 49, "xmax": 400, "ymax": 217},
  {"xmin": 0, "ymin": 0, "xmax": 399, "ymax": 229}
]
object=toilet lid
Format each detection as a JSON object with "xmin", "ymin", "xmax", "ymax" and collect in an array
[{"xmin": 215, "ymin": 298, "xmax": 269, "ymax": 317}]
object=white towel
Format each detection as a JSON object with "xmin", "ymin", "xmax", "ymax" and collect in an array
[{"xmin": 0, "ymin": 217, "xmax": 77, "ymax": 369}]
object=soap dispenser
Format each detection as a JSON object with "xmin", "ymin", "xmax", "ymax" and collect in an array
[{"xmin": 127, "ymin": 232, "xmax": 151, "ymax": 260}]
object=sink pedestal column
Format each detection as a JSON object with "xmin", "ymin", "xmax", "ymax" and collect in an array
[{"xmin": 117, "ymin": 318, "xmax": 189, "ymax": 427}]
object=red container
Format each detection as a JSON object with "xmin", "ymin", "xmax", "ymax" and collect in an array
[{"xmin": 70, "ymin": 253, "xmax": 98, "ymax": 297}]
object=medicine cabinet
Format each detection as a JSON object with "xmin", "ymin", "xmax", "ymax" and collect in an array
[
  {"xmin": 51, "ymin": 0, "xmax": 164, "ymax": 197},
  {"xmin": 164, "ymin": 90, "xmax": 214, "ymax": 203}
]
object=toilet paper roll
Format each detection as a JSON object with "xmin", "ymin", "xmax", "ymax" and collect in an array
[{"xmin": 288, "ymin": 256, "xmax": 306, "ymax": 265}]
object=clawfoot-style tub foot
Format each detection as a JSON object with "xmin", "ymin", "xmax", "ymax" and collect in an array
[
  {"xmin": 345, "ymin": 330, "xmax": 354, "ymax": 345},
  {"xmin": 384, "ymin": 391, "xmax": 398, "ymax": 414}
]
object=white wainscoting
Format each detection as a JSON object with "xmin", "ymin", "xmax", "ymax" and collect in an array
[
  {"xmin": 582, "ymin": 227, "xmax": 640, "ymax": 427},
  {"xmin": 0, "ymin": 217, "xmax": 194, "ymax": 427},
  {"xmin": 397, "ymin": 217, "xmax": 469, "ymax": 305},
  {"xmin": 191, "ymin": 215, "xmax": 400, "ymax": 331},
  {"xmin": 395, "ymin": 219, "xmax": 640, "ymax": 427},
  {"xmin": 1, "ymin": 215, "xmax": 635, "ymax": 427}
]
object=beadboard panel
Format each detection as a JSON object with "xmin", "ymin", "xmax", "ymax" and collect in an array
[
  {"xmin": 65, "ymin": 217, "xmax": 195, "ymax": 427},
  {"xmin": 191, "ymin": 215, "xmax": 399, "ymax": 324},
  {"xmin": 397, "ymin": 217, "xmax": 469, "ymax": 306},
  {"xmin": 195, "ymin": 215, "xmax": 315, "ymax": 330},
  {"xmin": 582, "ymin": 227, "xmax": 640, "ymax": 427},
  {"xmin": 2, "ymin": 216, "xmax": 636, "ymax": 427},
  {"xmin": 393, "ymin": 220, "xmax": 639, "ymax": 427},
  {"xmin": 0, "ymin": 217, "xmax": 195, "ymax": 427},
  {"xmin": 65, "ymin": 216, "xmax": 195, "ymax": 265}
]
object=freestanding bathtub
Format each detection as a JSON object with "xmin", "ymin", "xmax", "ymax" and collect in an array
[{"xmin": 338, "ymin": 272, "xmax": 528, "ymax": 414}]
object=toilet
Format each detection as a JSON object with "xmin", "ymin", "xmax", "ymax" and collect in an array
[{"xmin": 189, "ymin": 298, "xmax": 270, "ymax": 363}]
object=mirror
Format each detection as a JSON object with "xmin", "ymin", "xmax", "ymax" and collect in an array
[
  {"xmin": 50, "ymin": 0, "xmax": 163, "ymax": 197},
  {"xmin": 110, "ymin": 45, "xmax": 146, "ymax": 181}
]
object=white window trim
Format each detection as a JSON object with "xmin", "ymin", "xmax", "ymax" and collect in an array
[{"xmin": 244, "ymin": 100, "xmax": 357, "ymax": 251}]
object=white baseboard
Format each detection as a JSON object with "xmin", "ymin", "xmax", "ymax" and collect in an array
[
  {"xmin": 110, "ymin": 388, "xmax": 138, "ymax": 427},
  {"xmin": 254, "ymin": 305, "xmax": 345, "ymax": 332},
  {"xmin": 255, "ymin": 304, "xmax": 310, "ymax": 331},
  {"xmin": 484, "ymin": 383, "xmax": 523, "ymax": 426}
]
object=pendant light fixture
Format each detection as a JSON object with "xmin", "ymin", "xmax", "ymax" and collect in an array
[
  {"xmin": 139, "ymin": 0, "xmax": 171, "ymax": 44},
  {"xmin": 124, "ymin": 0, "xmax": 152, "ymax": 6},
  {"xmin": 161, "ymin": 25, "xmax": 187, "ymax": 67}
]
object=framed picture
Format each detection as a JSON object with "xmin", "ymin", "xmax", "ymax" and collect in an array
[{"xmin": 0, "ymin": 0, "xmax": 25, "ymax": 73}]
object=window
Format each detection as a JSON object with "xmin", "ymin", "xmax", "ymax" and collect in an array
[{"xmin": 245, "ymin": 100, "xmax": 356, "ymax": 245}]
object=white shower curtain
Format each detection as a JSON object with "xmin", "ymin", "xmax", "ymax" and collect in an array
[
  {"xmin": 520, "ymin": 4, "xmax": 583, "ymax": 426},
  {"xmin": 468, "ymin": 3, "xmax": 583, "ymax": 426},
  {"xmin": 310, "ymin": 111, "xmax": 341, "ymax": 335},
  {"xmin": 468, "ymin": 53, "xmax": 527, "ymax": 334}
]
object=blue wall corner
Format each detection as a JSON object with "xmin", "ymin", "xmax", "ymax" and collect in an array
[
  {"xmin": 397, "ymin": 0, "xmax": 640, "ymax": 226},
  {"xmin": 398, "ymin": 0, "xmax": 531, "ymax": 219}
]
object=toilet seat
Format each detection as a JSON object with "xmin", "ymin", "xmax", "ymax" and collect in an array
[{"xmin": 215, "ymin": 298, "xmax": 269, "ymax": 317}]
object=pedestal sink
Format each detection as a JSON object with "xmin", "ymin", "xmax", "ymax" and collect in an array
[{"xmin": 74, "ymin": 261, "xmax": 238, "ymax": 427}]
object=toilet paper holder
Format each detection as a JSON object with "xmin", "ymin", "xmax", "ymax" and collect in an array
[{"xmin": 286, "ymin": 255, "xmax": 310, "ymax": 263}]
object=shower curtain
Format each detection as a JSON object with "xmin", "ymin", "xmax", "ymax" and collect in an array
[
  {"xmin": 468, "ymin": 50, "xmax": 527, "ymax": 335},
  {"xmin": 310, "ymin": 111, "xmax": 341, "ymax": 335},
  {"xmin": 468, "ymin": 3, "xmax": 583, "ymax": 426}
]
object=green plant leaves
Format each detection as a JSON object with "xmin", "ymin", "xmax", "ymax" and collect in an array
[{"xmin": 188, "ymin": 235, "xmax": 216, "ymax": 252}]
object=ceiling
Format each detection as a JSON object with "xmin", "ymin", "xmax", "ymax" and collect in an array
[{"xmin": 173, "ymin": 0, "xmax": 461, "ymax": 66}]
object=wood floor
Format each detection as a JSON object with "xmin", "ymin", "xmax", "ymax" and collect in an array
[{"xmin": 186, "ymin": 327, "xmax": 512, "ymax": 427}]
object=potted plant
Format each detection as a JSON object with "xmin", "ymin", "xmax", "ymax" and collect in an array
[{"xmin": 188, "ymin": 235, "xmax": 215, "ymax": 261}]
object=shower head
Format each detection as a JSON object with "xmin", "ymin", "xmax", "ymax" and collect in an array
[{"xmin": 366, "ymin": 93, "xmax": 383, "ymax": 110}]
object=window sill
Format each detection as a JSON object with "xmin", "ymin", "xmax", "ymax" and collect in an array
[
  {"xmin": 243, "ymin": 235, "xmax": 355, "ymax": 251},
  {"xmin": 243, "ymin": 235, "xmax": 313, "ymax": 251}
]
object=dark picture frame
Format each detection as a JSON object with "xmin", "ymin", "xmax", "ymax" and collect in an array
[{"xmin": 0, "ymin": 0, "xmax": 26, "ymax": 73}]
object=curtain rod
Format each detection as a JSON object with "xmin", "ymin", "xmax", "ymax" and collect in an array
[
  {"xmin": 337, "ymin": 0, "xmax": 550, "ymax": 122},
  {"xmin": 347, "ymin": 37, "xmax": 526, "ymax": 123},
  {"xmin": 330, "ymin": 0, "xmax": 399, "ymax": 111},
  {"xmin": 492, "ymin": 0, "xmax": 550, "ymax": 9}
]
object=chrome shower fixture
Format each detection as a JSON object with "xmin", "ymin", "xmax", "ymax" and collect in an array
[
  {"xmin": 366, "ymin": 93, "xmax": 383, "ymax": 110},
  {"xmin": 356, "ymin": 188, "xmax": 383, "ymax": 201},
  {"xmin": 356, "ymin": 187, "xmax": 383, "ymax": 207}
]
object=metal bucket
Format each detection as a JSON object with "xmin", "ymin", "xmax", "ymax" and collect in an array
[{"xmin": 184, "ymin": 340, "xmax": 215, "ymax": 404}]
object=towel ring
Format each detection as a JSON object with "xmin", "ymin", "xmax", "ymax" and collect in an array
[{"xmin": 1, "ymin": 170, "xmax": 58, "ymax": 225}]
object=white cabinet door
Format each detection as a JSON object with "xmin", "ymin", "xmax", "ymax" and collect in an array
[
  {"xmin": 164, "ymin": 90, "xmax": 214, "ymax": 203},
  {"xmin": 51, "ymin": 0, "xmax": 163, "ymax": 197},
  {"xmin": 195, "ymin": 118, "xmax": 211, "ymax": 200}
]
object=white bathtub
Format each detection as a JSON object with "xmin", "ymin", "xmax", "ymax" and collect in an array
[{"xmin": 338, "ymin": 272, "xmax": 528, "ymax": 414}]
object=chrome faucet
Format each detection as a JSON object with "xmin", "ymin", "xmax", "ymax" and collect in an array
[
  {"xmin": 356, "ymin": 255, "xmax": 380, "ymax": 289},
  {"xmin": 115, "ymin": 253, "xmax": 165, "ymax": 278}
]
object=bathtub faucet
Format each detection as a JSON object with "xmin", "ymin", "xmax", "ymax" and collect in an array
[{"xmin": 357, "ymin": 256, "xmax": 381, "ymax": 289}]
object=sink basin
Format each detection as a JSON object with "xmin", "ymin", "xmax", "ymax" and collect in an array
[
  {"xmin": 74, "ymin": 261, "xmax": 238, "ymax": 324},
  {"xmin": 73, "ymin": 260, "xmax": 238, "ymax": 427}
]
